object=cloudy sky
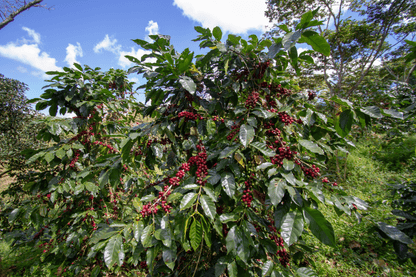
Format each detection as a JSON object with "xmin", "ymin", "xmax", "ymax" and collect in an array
[{"xmin": 0, "ymin": 0, "xmax": 272, "ymax": 105}]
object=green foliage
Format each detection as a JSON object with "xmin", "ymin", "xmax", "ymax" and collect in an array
[
  {"xmin": 0, "ymin": 74, "xmax": 46, "ymax": 178},
  {"xmin": 377, "ymin": 180, "xmax": 416, "ymax": 264},
  {"xmin": 0, "ymin": 16, "xmax": 377, "ymax": 276},
  {"xmin": 374, "ymin": 135, "xmax": 416, "ymax": 172},
  {"xmin": 302, "ymin": 137, "xmax": 416, "ymax": 276}
]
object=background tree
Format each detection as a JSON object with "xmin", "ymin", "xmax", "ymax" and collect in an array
[
  {"xmin": 0, "ymin": 74, "xmax": 45, "ymax": 177},
  {"xmin": 265, "ymin": 0, "xmax": 415, "ymax": 102},
  {"xmin": 0, "ymin": 0, "xmax": 52, "ymax": 30}
]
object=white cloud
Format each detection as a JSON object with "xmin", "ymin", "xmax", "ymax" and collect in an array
[
  {"xmin": 128, "ymin": 76, "xmax": 139, "ymax": 84},
  {"xmin": 145, "ymin": 20, "xmax": 159, "ymax": 42},
  {"xmin": 118, "ymin": 47, "xmax": 153, "ymax": 68},
  {"xmin": 173, "ymin": 0, "xmax": 269, "ymax": 34},
  {"xmin": 22, "ymin": 27, "xmax": 41, "ymax": 44},
  {"xmin": 59, "ymin": 111, "xmax": 77, "ymax": 118},
  {"xmin": 0, "ymin": 43, "xmax": 61, "ymax": 79},
  {"xmin": 64, "ymin": 42, "xmax": 83, "ymax": 68},
  {"xmin": 93, "ymin": 35, "xmax": 121, "ymax": 54},
  {"xmin": 17, "ymin": 66, "xmax": 27, "ymax": 73},
  {"xmin": 373, "ymin": 58, "xmax": 382, "ymax": 67},
  {"xmin": 297, "ymin": 48, "xmax": 309, "ymax": 54}
]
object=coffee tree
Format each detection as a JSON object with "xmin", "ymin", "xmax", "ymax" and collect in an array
[{"xmin": 2, "ymin": 11, "xmax": 375, "ymax": 277}]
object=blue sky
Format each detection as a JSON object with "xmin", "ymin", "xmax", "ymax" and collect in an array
[{"xmin": 0, "ymin": 0, "xmax": 271, "ymax": 106}]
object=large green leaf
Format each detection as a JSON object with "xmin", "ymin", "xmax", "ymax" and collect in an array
[
  {"xmin": 296, "ymin": 267, "xmax": 318, "ymax": 277},
  {"xmin": 221, "ymin": 172, "xmax": 236, "ymax": 198},
  {"xmin": 360, "ymin": 106, "xmax": 382, "ymax": 119},
  {"xmin": 163, "ymin": 247, "xmax": 176, "ymax": 270},
  {"xmin": 104, "ymin": 235, "xmax": 124, "ymax": 268},
  {"xmin": 133, "ymin": 221, "xmax": 144, "ymax": 242},
  {"xmin": 262, "ymin": 260, "xmax": 274, "ymax": 276},
  {"xmin": 251, "ymin": 142, "xmax": 275, "ymax": 157},
  {"xmin": 141, "ymin": 225, "xmax": 153, "ymax": 248},
  {"xmin": 281, "ymin": 210, "xmax": 304, "ymax": 246},
  {"xmin": 267, "ymin": 42, "xmax": 282, "ymax": 59},
  {"xmin": 377, "ymin": 222, "xmax": 414, "ymax": 244},
  {"xmin": 336, "ymin": 109, "xmax": 353, "ymax": 137},
  {"xmin": 179, "ymin": 76, "xmax": 196, "ymax": 94},
  {"xmin": 225, "ymin": 226, "xmax": 237, "ymax": 254},
  {"xmin": 299, "ymin": 140, "xmax": 324, "ymax": 155},
  {"xmin": 190, "ymin": 219, "xmax": 202, "ymax": 251},
  {"xmin": 228, "ymin": 261, "xmax": 238, "ymax": 277},
  {"xmin": 239, "ymin": 124, "xmax": 255, "ymax": 148},
  {"xmin": 180, "ymin": 192, "xmax": 197, "ymax": 210},
  {"xmin": 303, "ymin": 206, "xmax": 336, "ymax": 247},
  {"xmin": 236, "ymin": 227, "xmax": 250, "ymax": 264},
  {"xmin": 200, "ymin": 194, "xmax": 216, "ymax": 220},
  {"xmin": 268, "ymin": 179, "xmax": 286, "ymax": 206},
  {"xmin": 213, "ymin": 26, "xmax": 222, "ymax": 41},
  {"xmin": 301, "ymin": 32, "xmax": 330, "ymax": 56}
]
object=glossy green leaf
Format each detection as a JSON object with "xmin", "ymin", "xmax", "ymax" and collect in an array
[
  {"xmin": 228, "ymin": 261, "xmax": 238, "ymax": 277},
  {"xmin": 104, "ymin": 235, "xmax": 123, "ymax": 268},
  {"xmin": 283, "ymin": 159, "xmax": 295, "ymax": 171},
  {"xmin": 377, "ymin": 222, "xmax": 414, "ymax": 244},
  {"xmin": 133, "ymin": 221, "xmax": 144, "ymax": 242},
  {"xmin": 226, "ymin": 226, "xmax": 237, "ymax": 254},
  {"xmin": 189, "ymin": 219, "xmax": 202, "ymax": 251},
  {"xmin": 251, "ymin": 142, "xmax": 275, "ymax": 157},
  {"xmin": 268, "ymin": 179, "xmax": 286, "ymax": 206},
  {"xmin": 299, "ymin": 140, "xmax": 324, "ymax": 155},
  {"xmin": 262, "ymin": 260, "xmax": 273, "ymax": 276},
  {"xmin": 360, "ymin": 106, "xmax": 382, "ymax": 119},
  {"xmin": 303, "ymin": 206, "xmax": 336, "ymax": 247},
  {"xmin": 301, "ymin": 32, "xmax": 330, "ymax": 56},
  {"xmin": 220, "ymin": 213, "xmax": 240, "ymax": 223},
  {"xmin": 281, "ymin": 210, "xmax": 304, "ymax": 246},
  {"xmin": 179, "ymin": 76, "xmax": 196, "ymax": 94},
  {"xmin": 296, "ymin": 267, "xmax": 318, "ymax": 277},
  {"xmin": 200, "ymin": 194, "xmax": 216, "ymax": 220},
  {"xmin": 213, "ymin": 26, "xmax": 222, "ymax": 41},
  {"xmin": 180, "ymin": 192, "xmax": 197, "ymax": 210},
  {"xmin": 163, "ymin": 247, "xmax": 176, "ymax": 270},
  {"xmin": 239, "ymin": 124, "xmax": 255, "ymax": 148},
  {"xmin": 221, "ymin": 172, "xmax": 236, "ymax": 198},
  {"xmin": 141, "ymin": 225, "xmax": 153, "ymax": 248}
]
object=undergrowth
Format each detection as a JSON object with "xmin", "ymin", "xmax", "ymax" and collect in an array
[{"xmin": 302, "ymin": 133, "xmax": 416, "ymax": 276}]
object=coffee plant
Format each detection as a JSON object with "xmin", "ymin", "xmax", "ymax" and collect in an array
[
  {"xmin": 377, "ymin": 180, "xmax": 416, "ymax": 264},
  {"xmin": 2, "ymin": 10, "xmax": 380, "ymax": 277}
]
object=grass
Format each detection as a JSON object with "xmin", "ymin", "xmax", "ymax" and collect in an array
[{"xmin": 301, "ymin": 134, "xmax": 416, "ymax": 276}]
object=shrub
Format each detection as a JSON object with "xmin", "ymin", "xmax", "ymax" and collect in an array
[{"xmin": 1, "ymin": 15, "xmax": 377, "ymax": 276}]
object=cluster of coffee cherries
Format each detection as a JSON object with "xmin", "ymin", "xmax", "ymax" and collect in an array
[
  {"xmin": 253, "ymin": 60, "xmax": 271, "ymax": 79},
  {"xmin": 301, "ymin": 164, "xmax": 320, "ymax": 178},
  {"xmin": 187, "ymin": 144, "xmax": 208, "ymax": 186},
  {"xmin": 177, "ymin": 111, "xmax": 203, "ymax": 121},
  {"xmin": 265, "ymin": 95, "xmax": 278, "ymax": 108},
  {"xmin": 69, "ymin": 150, "xmax": 81, "ymax": 168},
  {"xmin": 93, "ymin": 141, "xmax": 118, "ymax": 153},
  {"xmin": 227, "ymin": 123, "xmax": 240, "ymax": 141},
  {"xmin": 278, "ymin": 112, "xmax": 296, "ymax": 126},
  {"xmin": 241, "ymin": 179, "xmax": 253, "ymax": 207},
  {"xmin": 264, "ymin": 122, "xmax": 282, "ymax": 136},
  {"xmin": 267, "ymin": 218, "xmax": 290, "ymax": 267},
  {"xmin": 108, "ymin": 81, "xmax": 117, "ymax": 90},
  {"xmin": 308, "ymin": 91, "xmax": 317, "ymax": 100},
  {"xmin": 139, "ymin": 185, "xmax": 173, "ymax": 217},
  {"xmin": 245, "ymin": 91, "xmax": 260, "ymax": 109},
  {"xmin": 270, "ymin": 147, "xmax": 297, "ymax": 167},
  {"xmin": 212, "ymin": 115, "xmax": 225, "ymax": 123},
  {"xmin": 70, "ymin": 130, "xmax": 95, "ymax": 144}
]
